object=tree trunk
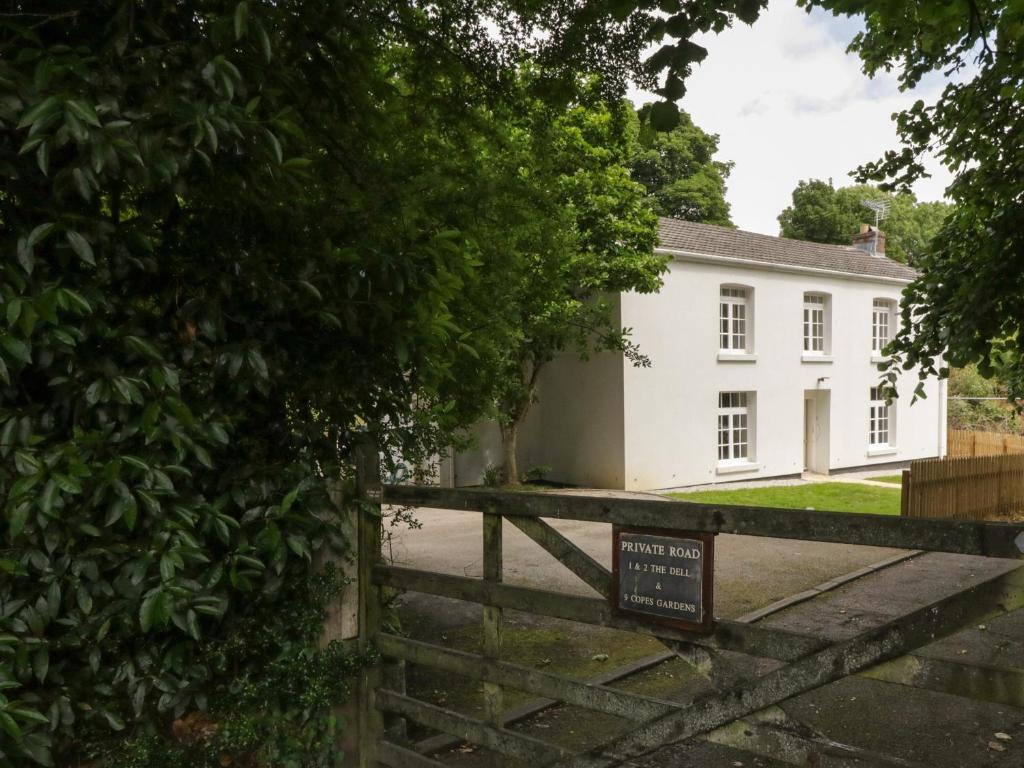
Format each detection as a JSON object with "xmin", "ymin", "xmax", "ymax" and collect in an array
[
  {"xmin": 499, "ymin": 356, "xmax": 540, "ymax": 486},
  {"xmin": 500, "ymin": 421, "xmax": 520, "ymax": 486}
]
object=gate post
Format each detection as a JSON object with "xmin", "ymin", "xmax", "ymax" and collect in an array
[
  {"xmin": 355, "ymin": 437, "xmax": 384, "ymax": 767},
  {"xmin": 482, "ymin": 506, "xmax": 504, "ymax": 736}
]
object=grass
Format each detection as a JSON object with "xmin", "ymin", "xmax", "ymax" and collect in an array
[
  {"xmin": 871, "ymin": 474, "xmax": 903, "ymax": 485},
  {"xmin": 668, "ymin": 481, "xmax": 901, "ymax": 516}
]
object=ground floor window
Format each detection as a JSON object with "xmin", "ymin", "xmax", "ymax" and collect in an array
[
  {"xmin": 718, "ymin": 391, "xmax": 753, "ymax": 463},
  {"xmin": 869, "ymin": 386, "xmax": 892, "ymax": 446}
]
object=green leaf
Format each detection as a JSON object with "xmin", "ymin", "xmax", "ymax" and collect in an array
[
  {"xmin": 59, "ymin": 288, "xmax": 91, "ymax": 314},
  {"xmin": 9, "ymin": 503, "xmax": 30, "ymax": 538},
  {"xmin": 77, "ymin": 586, "xmax": 93, "ymax": 615},
  {"xmin": 17, "ymin": 95, "xmax": 62, "ymax": 129},
  {"xmin": 0, "ymin": 710, "xmax": 21, "ymax": 741},
  {"xmin": 1, "ymin": 335, "xmax": 31, "ymax": 364},
  {"xmin": 234, "ymin": 2, "xmax": 249, "ymax": 39},
  {"xmin": 6, "ymin": 298, "xmax": 22, "ymax": 327},
  {"xmin": 255, "ymin": 21, "xmax": 272, "ymax": 62},
  {"xmin": 36, "ymin": 140, "xmax": 49, "ymax": 176},
  {"xmin": 33, "ymin": 646, "xmax": 48, "ymax": 682},
  {"xmin": 72, "ymin": 167, "xmax": 91, "ymax": 202},
  {"xmin": 39, "ymin": 479, "xmax": 58, "ymax": 514},
  {"xmin": 159, "ymin": 554, "xmax": 176, "ymax": 581},
  {"xmin": 122, "ymin": 455, "xmax": 149, "ymax": 471},
  {"xmin": 66, "ymin": 231, "xmax": 95, "ymax": 265},
  {"xmin": 102, "ymin": 710, "xmax": 125, "ymax": 731},
  {"xmin": 16, "ymin": 237, "xmax": 34, "ymax": 274},
  {"xmin": 65, "ymin": 100, "xmax": 101, "ymax": 128},
  {"xmin": 122, "ymin": 495, "xmax": 138, "ymax": 530},
  {"xmin": 264, "ymin": 129, "xmax": 283, "ymax": 164},
  {"xmin": 27, "ymin": 222, "xmax": 55, "ymax": 248},
  {"xmin": 139, "ymin": 589, "xmax": 167, "ymax": 632}
]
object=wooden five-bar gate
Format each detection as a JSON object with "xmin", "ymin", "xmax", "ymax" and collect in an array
[{"xmin": 345, "ymin": 446, "xmax": 1024, "ymax": 767}]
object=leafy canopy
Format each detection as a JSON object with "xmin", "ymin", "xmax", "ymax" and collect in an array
[
  {"xmin": 0, "ymin": 1, "xmax": 773, "ymax": 765},
  {"xmin": 777, "ymin": 179, "xmax": 949, "ymax": 264},
  {"xmin": 630, "ymin": 104, "xmax": 734, "ymax": 226}
]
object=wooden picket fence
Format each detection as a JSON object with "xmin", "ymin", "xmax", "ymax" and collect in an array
[
  {"xmin": 901, "ymin": 453, "xmax": 1024, "ymax": 520},
  {"xmin": 948, "ymin": 428, "xmax": 1024, "ymax": 457}
]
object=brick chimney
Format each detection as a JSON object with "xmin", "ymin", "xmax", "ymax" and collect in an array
[{"xmin": 852, "ymin": 223, "xmax": 886, "ymax": 256}]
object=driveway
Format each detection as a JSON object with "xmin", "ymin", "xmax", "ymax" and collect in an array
[{"xmin": 385, "ymin": 504, "xmax": 905, "ymax": 619}]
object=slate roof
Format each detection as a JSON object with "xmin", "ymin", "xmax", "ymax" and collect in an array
[{"xmin": 657, "ymin": 217, "xmax": 918, "ymax": 282}]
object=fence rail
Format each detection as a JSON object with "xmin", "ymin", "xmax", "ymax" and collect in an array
[
  {"xmin": 948, "ymin": 428, "xmax": 1024, "ymax": 457},
  {"xmin": 902, "ymin": 453, "xmax": 1024, "ymax": 520}
]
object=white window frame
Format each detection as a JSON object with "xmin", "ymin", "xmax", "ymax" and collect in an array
[
  {"xmin": 869, "ymin": 386, "xmax": 893, "ymax": 448},
  {"xmin": 872, "ymin": 298, "xmax": 895, "ymax": 355},
  {"xmin": 719, "ymin": 286, "xmax": 751, "ymax": 353},
  {"xmin": 717, "ymin": 391, "xmax": 754, "ymax": 465},
  {"xmin": 802, "ymin": 293, "xmax": 829, "ymax": 355}
]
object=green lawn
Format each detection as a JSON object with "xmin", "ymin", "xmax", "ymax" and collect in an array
[
  {"xmin": 870, "ymin": 474, "xmax": 903, "ymax": 485},
  {"xmin": 668, "ymin": 482, "xmax": 901, "ymax": 516}
]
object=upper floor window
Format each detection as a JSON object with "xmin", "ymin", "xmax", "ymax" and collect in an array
[
  {"xmin": 718, "ymin": 391, "xmax": 754, "ymax": 464},
  {"xmin": 719, "ymin": 286, "xmax": 750, "ymax": 352},
  {"xmin": 803, "ymin": 293, "xmax": 829, "ymax": 354},
  {"xmin": 872, "ymin": 299, "xmax": 895, "ymax": 354},
  {"xmin": 869, "ymin": 386, "xmax": 892, "ymax": 447}
]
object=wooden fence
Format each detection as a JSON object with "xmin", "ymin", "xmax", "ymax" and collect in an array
[
  {"xmin": 901, "ymin": 453, "xmax": 1024, "ymax": 520},
  {"xmin": 948, "ymin": 428, "xmax": 1024, "ymax": 457}
]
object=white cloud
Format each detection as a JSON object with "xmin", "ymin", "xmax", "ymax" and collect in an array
[{"xmin": 629, "ymin": 0, "xmax": 954, "ymax": 235}]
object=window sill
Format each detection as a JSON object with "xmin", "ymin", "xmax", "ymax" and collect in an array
[
  {"xmin": 717, "ymin": 352, "xmax": 757, "ymax": 363},
  {"xmin": 870, "ymin": 355, "xmax": 889, "ymax": 365},
  {"xmin": 801, "ymin": 354, "xmax": 833, "ymax": 363},
  {"xmin": 716, "ymin": 461, "xmax": 761, "ymax": 475},
  {"xmin": 867, "ymin": 446, "xmax": 898, "ymax": 458}
]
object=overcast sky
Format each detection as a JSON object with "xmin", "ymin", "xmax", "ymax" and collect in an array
[{"xmin": 629, "ymin": 1, "xmax": 954, "ymax": 236}]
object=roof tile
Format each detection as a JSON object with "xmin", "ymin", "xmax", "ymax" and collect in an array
[{"xmin": 657, "ymin": 217, "xmax": 918, "ymax": 282}]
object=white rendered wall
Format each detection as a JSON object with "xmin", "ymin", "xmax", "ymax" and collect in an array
[
  {"xmin": 618, "ymin": 258, "xmax": 943, "ymax": 490},
  {"xmin": 449, "ymin": 300, "xmax": 625, "ymax": 488}
]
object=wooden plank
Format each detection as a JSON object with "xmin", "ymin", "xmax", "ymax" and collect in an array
[
  {"xmin": 376, "ymin": 741, "xmax": 448, "ymax": 768},
  {"xmin": 382, "ymin": 485, "xmax": 1024, "ymax": 559},
  {"xmin": 375, "ymin": 689, "xmax": 568, "ymax": 763},
  {"xmin": 506, "ymin": 515, "xmax": 612, "ymax": 598},
  {"xmin": 860, "ymin": 653, "xmax": 1024, "ymax": 708},
  {"xmin": 373, "ymin": 565, "xmax": 826, "ymax": 662},
  {"xmin": 482, "ymin": 509, "xmax": 504, "ymax": 731},
  {"xmin": 378, "ymin": 634, "xmax": 676, "ymax": 722},
  {"xmin": 357, "ymin": 439, "xmax": 385, "ymax": 768},
  {"xmin": 413, "ymin": 650, "xmax": 676, "ymax": 756},
  {"xmin": 549, "ymin": 566, "xmax": 1024, "ymax": 768}
]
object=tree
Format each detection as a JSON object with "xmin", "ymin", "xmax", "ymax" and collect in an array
[
  {"xmin": 629, "ymin": 105, "xmax": 734, "ymax": 225},
  {"xmin": 464, "ymin": 94, "xmax": 664, "ymax": 485},
  {"xmin": 0, "ymin": 2, "xmax": 778, "ymax": 764},
  {"xmin": 777, "ymin": 179, "xmax": 950, "ymax": 264},
  {"xmin": 796, "ymin": 1, "xmax": 1024, "ymax": 399}
]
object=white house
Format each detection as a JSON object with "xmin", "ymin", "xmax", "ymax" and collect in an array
[{"xmin": 445, "ymin": 218, "xmax": 946, "ymax": 491}]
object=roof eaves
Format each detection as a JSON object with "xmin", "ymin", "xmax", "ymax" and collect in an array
[{"xmin": 654, "ymin": 246, "xmax": 917, "ymax": 285}]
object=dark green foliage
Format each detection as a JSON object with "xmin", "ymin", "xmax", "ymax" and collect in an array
[
  {"xmin": 777, "ymin": 179, "xmax": 949, "ymax": 264},
  {"xmin": 797, "ymin": 2, "xmax": 1024, "ymax": 398},
  {"xmin": 630, "ymin": 105, "xmax": 734, "ymax": 226},
  {"xmin": 0, "ymin": 1, "xmax": 776, "ymax": 764}
]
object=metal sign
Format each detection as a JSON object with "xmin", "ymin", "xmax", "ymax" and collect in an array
[{"xmin": 612, "ymin": 526, "xmax": 714, "ymax": 634}]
